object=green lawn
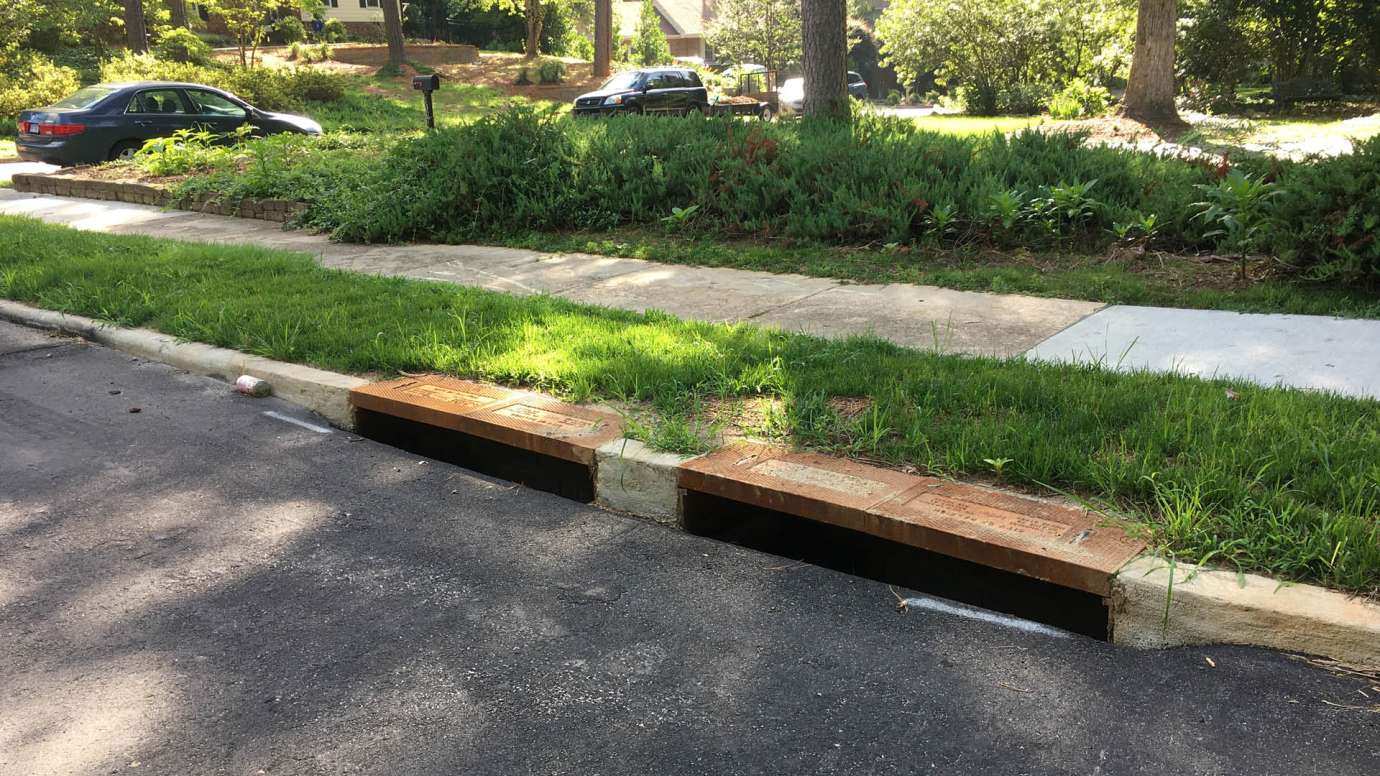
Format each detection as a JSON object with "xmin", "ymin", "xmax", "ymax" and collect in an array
[
  {"xmin": 0, "ymin": 138, "xmax": 15, "ymax": 159},
  {"xmin": 303, "ymin": 73, "xmax": 564, "ymax": 134},
  {"xmin": 1182, "ymin": 112, "xmax": 1380, "ymax": 151},
  {"xmin": 510, "ymin": 229, "xmax": 1380, "ymax": 319},
  {"xmin": 2, "ymin": 215, "xmax": 1378, "ymax": 595}
]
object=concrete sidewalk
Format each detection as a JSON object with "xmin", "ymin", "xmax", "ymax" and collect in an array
[
  {"xmin": 5, "ymin": 186, "xmax": 1380, "ymax": 401},
  {"xmin": 0, "ymin": 189, "xmax": 1100, "ymax": 357}
]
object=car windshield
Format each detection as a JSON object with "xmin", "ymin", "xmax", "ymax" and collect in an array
[
  {"xmin": 48, "ymin": 86, "xmax": 117, "ymax": 110},
  {"xmin": 601, "ymin": 71, "xmax": 643, "ymax": 91}
]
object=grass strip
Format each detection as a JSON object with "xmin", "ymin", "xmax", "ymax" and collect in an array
[{"xmin": 1, "ymin": 215, "xmax": 1376, "ymax": 594}]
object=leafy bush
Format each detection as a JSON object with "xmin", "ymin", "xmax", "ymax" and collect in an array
[
  {"xmin": 1047, "ymin": 78, "xmax": 1111, "ymax": 119},
  {"xmin": 153, "ymin": 27, "xmax": 213, "ymax": 65},
  {"xmin": 134, "ymin": 126, "xmax": 248, "ymax": 176},
  {"xmin": 994, "ymin": 83, "xmax": 1052, "ymax": 116},
  {"xmin": 631, "ymin": 0, "xmax": 673, "ymax": 65},
  {"xmin": 152, "ymin": 105, "xmax": 1380, "ymax": 284},
  {"xmin": 561, "ymin": 32, "xmax": 595, "ymax": 61},
  {"xmin": 350, "ymin": 24, "xmax": 387, "ymax": 44},
  {"xmin": 321, "ymin": 18, "xmax": 348, "ymax": 43},
  {"xmin": 307, "ymin": 105, "xmax": 1212, "ymax": 248},
  {"xmin": 286, "ymin": 68, "xmax": 345, "ymax": 102},
  {"xmin": 536, "ymin": 58, "xmax": 566, "ymax": 84},
  {"xmin": 0, "ymin": 52, "xmax": 79, "ymax": 133},
  {"xmin": 878, "ymin": 0, "xmax": 1134, "ymax": 111},
  {"xmin": 270, "ymin": 16, "xmax": 308, "ymax": 45},
  {"xmin": 1266, "ymin": 135, "xmax": 1380, "ymax": 281},
  {"xmin": 98, "ymin": 54, "xmax": 345, "ymax": 111}
]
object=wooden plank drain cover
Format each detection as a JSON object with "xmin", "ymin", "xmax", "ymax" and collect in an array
[
  {"xmin": 680, "ymin": 444, "xmax": 1144, "ymax": 595},
  {"xmin": 350, "ymin": 375, "xmax": 623, "ymax": 465}
]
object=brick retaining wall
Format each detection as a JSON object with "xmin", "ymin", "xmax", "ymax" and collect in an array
[{"xmin": 11, "ymin": 173, "xmax": 307, "ymax": 224}]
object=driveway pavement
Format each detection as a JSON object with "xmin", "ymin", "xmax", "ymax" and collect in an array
[{"xmin": 3, "ymin": 320, "xmax": 1379, "ymax": 775}]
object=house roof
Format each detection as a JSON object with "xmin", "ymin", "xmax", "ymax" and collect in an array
[{"xmin": 618, "ymin": 0, "xmax": 706, "ymax": 38}]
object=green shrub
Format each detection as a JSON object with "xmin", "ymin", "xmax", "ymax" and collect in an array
[
  {"xmin": 157, "ymin": 104, "xmax": 1380, "ymax": 280},
  {"xmin": 562, "ymin": 32, "xmax": 595, "ymax": 61},
  {"xmin": 536, "ymin": 58, "xmax": 566, "ymax": 84},
  {"xmin": 514, "ymin": 65, "xmax": 533, "ymax": 85},
  {"xmin": 309, "ymin": 105, "xmax": 1211, "ymax": 247},
  {"xmin": 1048, "ymin": 78, "xmax": 1111, "ymax": 120},
  {"xmin": 1266, "ymin": 136, "xmax": 1380, "ymax": 281},
  {"xmin": 957, "ymin": 83, "xmax": 1051, "ymax": 116},
  {"xmin": 134, "ymin": 126, "xmax": 247, "ymax": 176},
  {"xmin": 154, "ymin": 27, "xmax": 214, "ymax": 64},
  {"xmin": 285, "ymin": 68, "xmax": 345, "ymax": 102},
  {"xmin": 321, "ymin": 18, "xmax": 348, "ymax": 43},
  {"xmin": 631, "ymin": 0, "xmax": 673, "ymax": 65},
  {"xmin": 270, "ymin": 16, "xmax": 308, "ymax": 45},
  {"xmin": 98, "ymin": 54, "xmax": 345, "ymax": 111},
  {"xmin": 0, "ymin": 52, "xmax": 80, "ymax": 132},
  {"xmin": 350, "ymin": 24, "xmax": 387, "ymax": 44}
]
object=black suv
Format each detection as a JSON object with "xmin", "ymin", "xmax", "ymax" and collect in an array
[{"xmin": 573, "ymin": 68, "xmax": 709, "ymax": 117}]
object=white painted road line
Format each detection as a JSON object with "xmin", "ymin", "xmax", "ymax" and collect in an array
[
  {"xmin": 900, "ymin": 595, "xmax": 1072, "ymax": 639},
  {"xmin": 263, "ymin": 410, "xmax": 333, "ymax": 434}
]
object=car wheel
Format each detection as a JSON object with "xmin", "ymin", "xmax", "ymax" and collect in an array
[
  {"xmin": 108, "ymin": 141, "xmax": 141, "ymax": 162},
  {"xmin": 759, "ymin": 106, "xmax": 775, "ymax": 122}
]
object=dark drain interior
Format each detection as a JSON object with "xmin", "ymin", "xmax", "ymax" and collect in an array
[
  {"xmin": 681, "ymin": 490, "xmax": 1110, "ymax": 639},
  {"xmin": 355, "ymin": 408, "xmax": 596, "ymax": 502}
]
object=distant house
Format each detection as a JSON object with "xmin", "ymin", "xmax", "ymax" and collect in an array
[
  {"xmin": 199, "ymin": 1, "xmax": 385, "ymax": 39},
  {"xmin": 619, "ymin": 0, "xmax": 713, "ymax": 61},
  {"xmin": 301, "ymin": 0, "xmax": 385, "ymax": 37}
]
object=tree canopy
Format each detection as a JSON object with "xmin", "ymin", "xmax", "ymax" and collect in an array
[{"xmin": 706, "ymin": 0, "xmax": 803, "ymax": 73}]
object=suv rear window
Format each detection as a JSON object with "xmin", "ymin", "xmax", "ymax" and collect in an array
[
  {"xmin": 48, "ymin": 86, "xmax": 116, "ymax": 110},
  {"xmin": 683, "ymin": 71, "xmax": 702, "ymax": 87}
]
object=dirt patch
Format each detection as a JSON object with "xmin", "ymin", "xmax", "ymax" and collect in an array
[
  {"xmin": 1043, "ymin": 116, "xmax": 1175, "ymax": 146},
  {"xmin": 54, "ymin": 164, "xmax": 184, "ymax": 186},
  {"xmin": 827, "ymin": 397, "xmax": 873, "ymax": 419},
  {"xmin": 699, "ymin": 396, "xmax": 785, "ymax": 440},
  {"xmin": 433, "ymin": 55, "xmax": 602, "ymax": 101}
]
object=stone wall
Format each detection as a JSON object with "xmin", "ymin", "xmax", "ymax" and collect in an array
[{"xmin": 11, "ymin": 173, "xmax": 308, "ymax": 224}]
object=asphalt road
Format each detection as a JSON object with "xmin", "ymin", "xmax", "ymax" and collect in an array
[{"xmin": 1, "ymin": 320, "xmax": 1377, "ymax": 776}]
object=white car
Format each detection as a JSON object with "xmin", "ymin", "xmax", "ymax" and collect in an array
[
  {"xmin": 779, "ymin": 77, "xmax": 804, "ymax": 114},
  {"xmin": 778, "ymin": 72, "xmax": 868, "ymax": 114}
]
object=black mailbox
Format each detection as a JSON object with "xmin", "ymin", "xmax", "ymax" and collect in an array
[{"xmin": 412, "ymin": 74, "xmax": 442, "ymax": 129}]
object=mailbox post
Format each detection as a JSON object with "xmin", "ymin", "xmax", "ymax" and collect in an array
[{"xmin": 412, "ymin": 73, "xmax": 442, "ymax": 130}]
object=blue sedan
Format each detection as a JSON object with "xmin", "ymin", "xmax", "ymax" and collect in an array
[{"xmin": 16, "ymin": 81, "xmax": 322, "ymax": 166}]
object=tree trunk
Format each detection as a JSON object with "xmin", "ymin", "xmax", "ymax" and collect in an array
[
  {"xmin": 594, "ymin": 0, "xmax": 612, "ymax": 78},
  {"xmin": 124, "ymin": 0, "xmax": 149, "ymax": 53},
  {"xmin": 524, "ymin": 0, "xmax": 544, "ymax": 60},
  {"xmin": 1123, "ymin": 0, "xmax": 1179, "ymax": 122},
  {"xmin": 168, "ymin": 0, "xmax": 188, "ymax": 29},
  {"xmin": 383, "ymin": 0, "xmax": 407, "ymax": 68},
  {"xmin": 800, "ymin": 0, "xmax": 848, "ymax": 119}
]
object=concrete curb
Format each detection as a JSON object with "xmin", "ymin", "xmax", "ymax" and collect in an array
[
  {"xmin": 1112, "ymin": 556, "xmax": 1380, "ymax": 671},
  {"xmin": 595, "ymin": 438, "xmax": 696, "ymax": 525},
  {"xmin": 3, "ymin": 298, "xmax": 1378, "ymax": 670},
  {"xmin": 0, "ymin": 300, "xmax": 366, "ymax": 428}
]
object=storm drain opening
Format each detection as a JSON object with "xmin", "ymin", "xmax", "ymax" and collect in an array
[
  {"xmin": 680, "ymin": 489, "xmax": 1110, "ymax": 640},
  {"xmin": 355, "ymin": 408, "xmax": 597, "ymax": 502}
]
